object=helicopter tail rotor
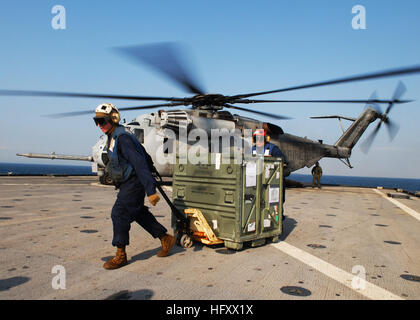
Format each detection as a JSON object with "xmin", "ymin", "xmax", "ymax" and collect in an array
[{"xmin": 360, "ymin": 82, "xmax": 405, "ymax": 153}]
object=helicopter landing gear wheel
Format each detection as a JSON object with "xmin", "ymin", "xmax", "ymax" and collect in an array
[{"xmin": 179, "ymin": 234, "xmax": 193, "ymax": 248}]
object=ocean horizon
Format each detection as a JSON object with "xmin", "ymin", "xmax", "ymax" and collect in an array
[
  {"xmin": 0, "ymin": 162, "xmax": 94, "ymax": 176},
  {"xmin": 288, "ymin": 173, "xmax": 420, "ymax": 193},
  {"xmin": 1, "ymin": 162, "xmax": 419, "ymax": 192}
]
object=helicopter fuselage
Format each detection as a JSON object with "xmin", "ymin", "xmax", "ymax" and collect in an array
[
  {"xmin": 112, "ymin": 106, "xmax": 378, "ymax": 177},
  {"xmin": 17, "ymin": 106, "xmax": 379, "ymax": 182}
]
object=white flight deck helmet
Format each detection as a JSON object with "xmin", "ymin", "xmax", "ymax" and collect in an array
[{"xmin": 93, "ymin": 103, "xmax": 121, "ymax": 125}]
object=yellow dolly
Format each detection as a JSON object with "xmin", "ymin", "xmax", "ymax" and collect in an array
[{"xmin": 177, "ymin": 208, "xmax": 224, "ymax": 248}]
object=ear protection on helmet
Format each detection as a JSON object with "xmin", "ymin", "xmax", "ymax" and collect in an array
[{"xmin": 110, "ymin": 111, "xmax": 120, "ymax": 124}]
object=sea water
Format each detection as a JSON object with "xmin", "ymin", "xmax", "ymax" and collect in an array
[{"xmin": 1, "ymin": 162, "xmax": 419, "ymax": 192}]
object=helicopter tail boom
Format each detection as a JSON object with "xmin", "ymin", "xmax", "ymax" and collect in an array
[{"xmin": 333, "ymin": 108, "xmax": 378, "ymax": 150}]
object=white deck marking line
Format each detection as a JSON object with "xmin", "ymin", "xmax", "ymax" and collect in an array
[
  {"xmin": 372, "ymin": 189, "xmax": 420, "ymax": 222},
  {"xmin": 271, "ymin": 242, "xmax": 403, "ymax": 300}
]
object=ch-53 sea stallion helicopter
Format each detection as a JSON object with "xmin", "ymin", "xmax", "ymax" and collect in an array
[{"xmin": 2, "ymin": 43, "xmax": 419, "ymax": 184}]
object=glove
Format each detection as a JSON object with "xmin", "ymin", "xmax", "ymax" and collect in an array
[{"xmin": 148, "ymin": 193, "xmax": 160, "ymax": 206}]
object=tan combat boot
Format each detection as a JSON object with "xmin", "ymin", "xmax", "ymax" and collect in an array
[
  {"xmin": 157, "ymin": 234, "xmax": 175, "ymax": 257},
  {"xmin": 103, "ymin": 246, "xmax": 128, "ymax": 270}
]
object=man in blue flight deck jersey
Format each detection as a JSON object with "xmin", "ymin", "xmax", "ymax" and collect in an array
[
  {"xmin": 93, "ymin": 103, "xmax": 175, "ymax": 270},
  {"xmin": 252, "ymin": 129, "xmax": 285, "ymax": 158},
  {"xmin": 252, "ymin": 129, "xmax": 287, "ymax": 221}
]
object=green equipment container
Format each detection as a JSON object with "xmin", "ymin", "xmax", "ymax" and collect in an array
[{"xmin": 172, "ymin": 153, "xmax": 284, "ymax": 250}]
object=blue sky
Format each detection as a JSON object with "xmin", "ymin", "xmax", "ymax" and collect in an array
[{"xmin": 1, "ymin": 0, "xmax": 419, "ymax": 178}]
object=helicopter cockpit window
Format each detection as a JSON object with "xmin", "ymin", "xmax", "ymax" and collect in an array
[
  {"xmin": 265, "ymin": 122, "xmax": 284, "ymax": 135},
  {"xmin": 133, "ymin": 129, "xmax": 144, "ymax": 144}
]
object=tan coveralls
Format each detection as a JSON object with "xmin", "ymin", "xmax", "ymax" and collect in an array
[{"xmin": 311, "ymin": 163, "xmax": 322, "ymax": 188}]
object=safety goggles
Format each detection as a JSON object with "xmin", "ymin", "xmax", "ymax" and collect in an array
[{"xmin": 93, "ymin": 116, "xmax": 110, "ymax": 126}]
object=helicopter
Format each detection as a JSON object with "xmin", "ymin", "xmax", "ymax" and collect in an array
[{"xmin": 3, "ymin": 43, "xmax": 420, "ymax": 184}]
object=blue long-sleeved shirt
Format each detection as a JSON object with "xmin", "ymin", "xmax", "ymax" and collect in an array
[
  {"xmin": 116, "ymin": 134, "xmax": 156, "ymax": 196},
  {"xmin": 252, "ymin": 142, "xmax": 287, "ymax": 161}
]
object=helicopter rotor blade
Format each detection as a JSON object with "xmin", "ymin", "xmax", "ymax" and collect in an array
[
  {"xmin": 0, "ymin": 89, "xmax": 186, "ymax": 102},
  {"xmin": 114, "ymin": 42, "xmax": 205, "ymax": 95},
  {"xmin": 385, "ymin": 81, "xmax": 406, "ymax": 116},
  {"xmin": 360, "ymin": 121, "xmax": 382, "ymax": 154},
  {"xmin": 223, "ymin": 104, "xmax": 292, "ymax": 120},
  {"xmin": 118, "ymin": 102, "xmax": 187, "ymax": 112},
  {"xmin": 233, "ymin": 98, "xmax": 413, "ymax": 104},
  {"xmin": 379, "ymin": 82, "xmax": 404, "ymax": 142},
  {"xmin": 46, "ymin": 102, "xmax": 186, "ymax": 118},
  {"xmin": 231, "ymin": 65, "xmax": 420, "ymax": 99},
  {"xmin": 385, "ymin": 118, "xmax": 400, "ymax": 141},
  {"xmin": 363, "ymin": 91, "xmax": 382, "ymax": 114}
]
